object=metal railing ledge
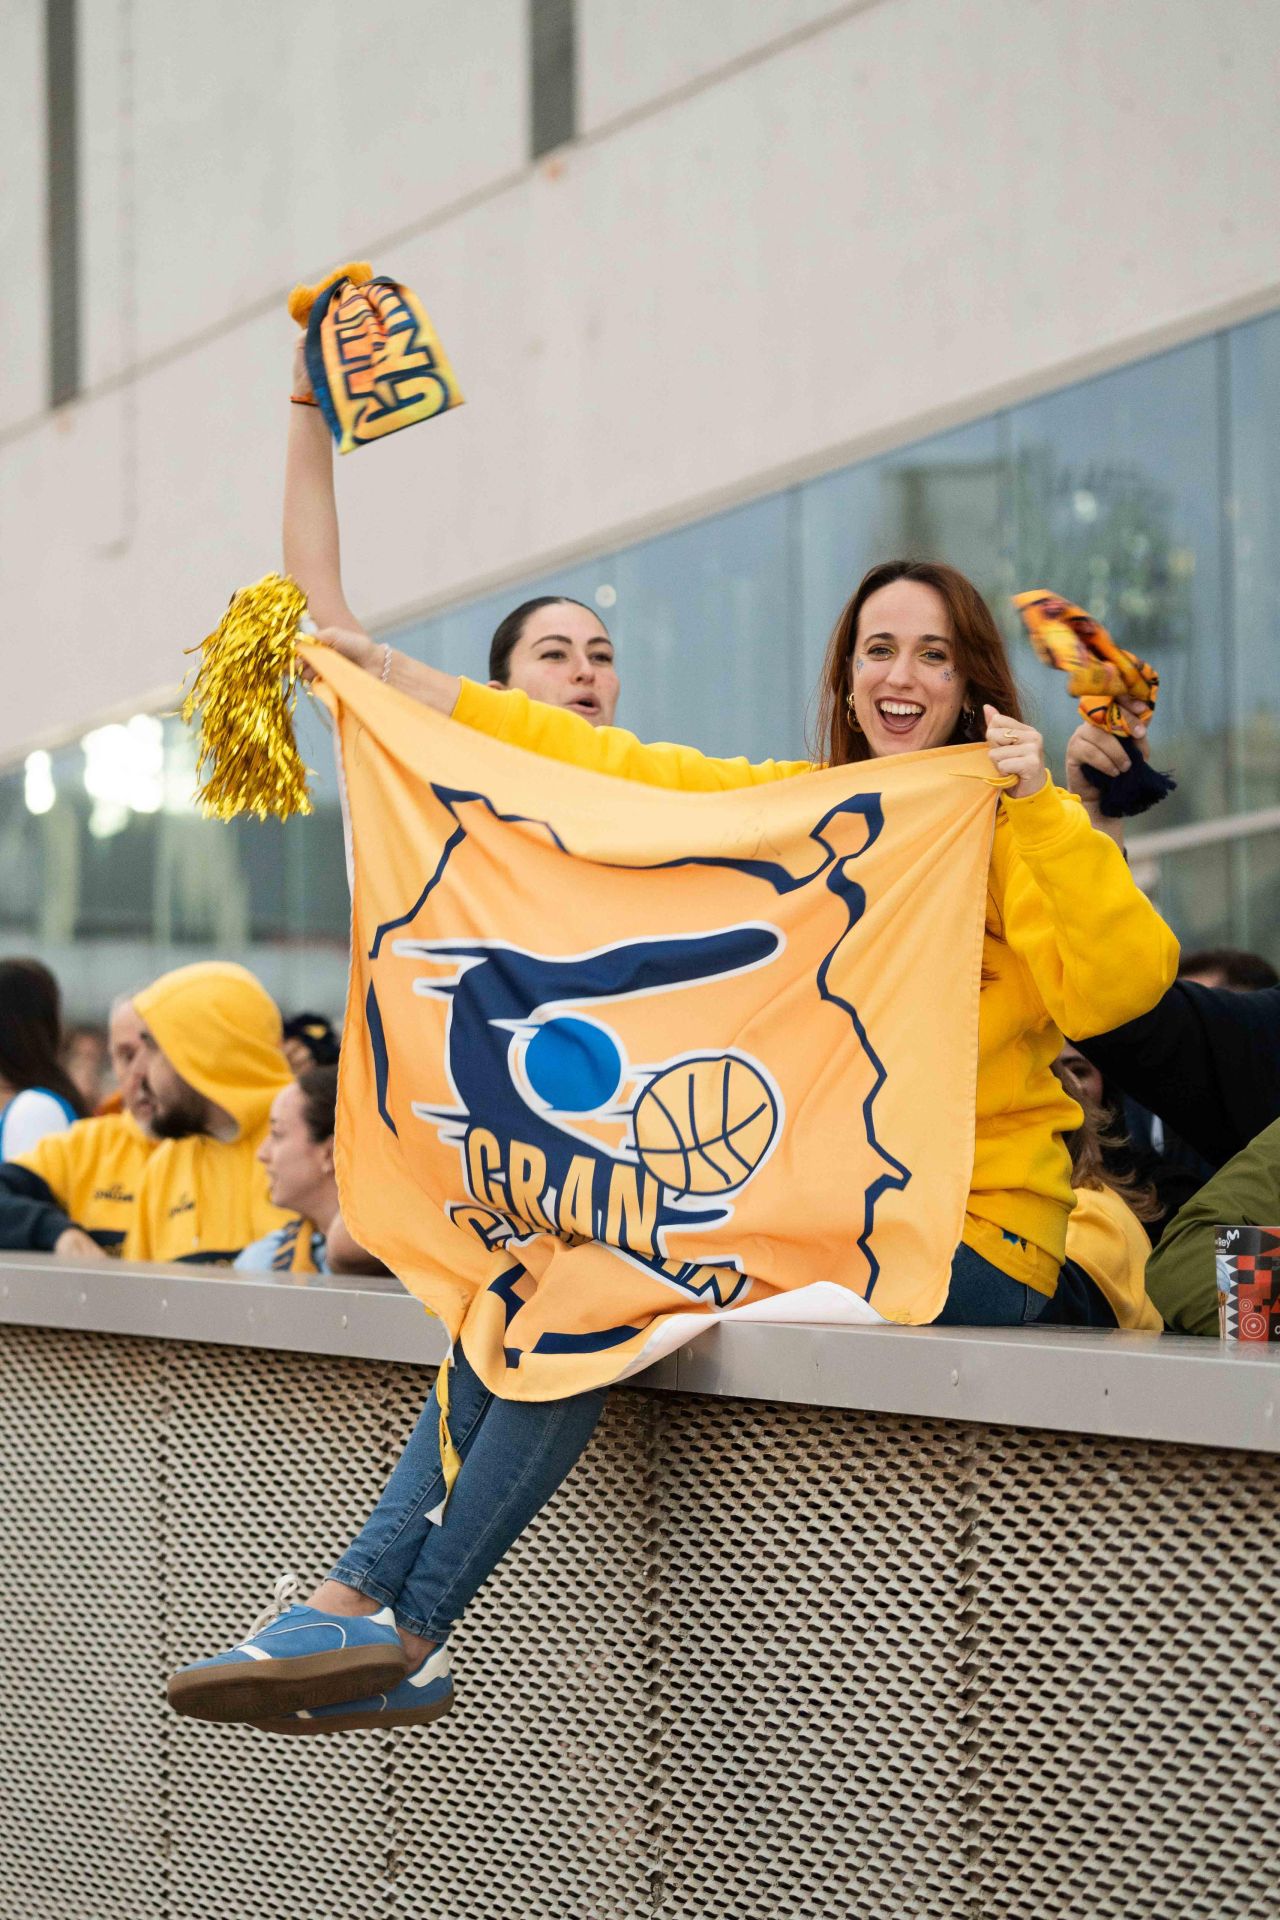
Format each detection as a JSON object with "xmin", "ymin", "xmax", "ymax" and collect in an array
[{"xmin": 1, "ymin": 1252, "xmax": 1274, "ymax": 1454}]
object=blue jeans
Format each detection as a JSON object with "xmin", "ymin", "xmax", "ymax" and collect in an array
[
  {"xmin": 931, "ymin": 1241, "xmax": 1051, "ymax": 1325},
  {"xmin": 334, "ymin": 1242, "xmax": 1046, "ymax": 1638},
  {"xmin": 331, "ymin": 1347, "xmax": 606, "ymax": 1640}
]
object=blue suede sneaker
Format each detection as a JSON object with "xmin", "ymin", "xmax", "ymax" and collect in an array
[
  {"xmin": 253, "ymin": 1639, "xmax": 454, "ymax": 1736},
  {"xmin": 167, "ymin": 1576, "xmax": 411, "ymax": 1723}
]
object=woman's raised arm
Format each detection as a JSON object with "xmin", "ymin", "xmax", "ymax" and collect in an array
[
  {"xmin": 313, "ymin": 629, "xmax": 462, "ymax": 717},
  {"xmin": 283, "ymin": 338, "xmax": 362, "ymax": 632}
]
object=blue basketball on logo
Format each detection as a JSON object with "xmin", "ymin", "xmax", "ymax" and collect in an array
[{"xmin": 523, "ymin": 1017, "xmax": 623, "ymax": 1113}]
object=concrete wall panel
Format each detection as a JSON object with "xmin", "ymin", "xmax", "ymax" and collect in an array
[
  {"xmin": 3, "ymin": 0, "xmax": 1279, "ymax": 761},
  {"xmin": 79, "ymin": 0, "xmax": 527, "ymax": 379},
  {"xmin": 577, "ymin": 0, "xmax": 854, "ymax": 131}
]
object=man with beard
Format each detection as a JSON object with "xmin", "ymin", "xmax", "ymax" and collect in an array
[
  {"xmin": 0, "ymin": 994, "xmax": 158, "ymax": 1254},
  {"xmin": 122, "ymin": 962, "xmax": 309, "ymax": 1267}
]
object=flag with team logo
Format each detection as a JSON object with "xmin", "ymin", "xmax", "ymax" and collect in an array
[{"xmin": 311, "ymin": 647, "xmax": 1001, "ymax": 1401}]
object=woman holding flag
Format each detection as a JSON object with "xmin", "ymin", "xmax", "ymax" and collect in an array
[
  {"xmin": 170, "ymin": 556, "xmax": 1176, "ymax": 1738},
  {"xmin": 168, "ymin": 272, "xmax": 1175, "ymax": 1733},
  {"xmin": 311, "ymin": 559, "xmax": 1177, "ymax": 1322}
]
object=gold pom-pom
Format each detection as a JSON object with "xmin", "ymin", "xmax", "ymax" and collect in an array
[
  {"xmin": 287, "ymin": 260, "xmax": 374, "ymax": 326},
  {"xmin": 182, "ymin": 574, "xmax": 314, "ymax": 820}
]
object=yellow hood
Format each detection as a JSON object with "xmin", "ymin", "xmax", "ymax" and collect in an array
[{"xmin": 133, "ymin": 962, "xmax": 292, "ymax": 1139}]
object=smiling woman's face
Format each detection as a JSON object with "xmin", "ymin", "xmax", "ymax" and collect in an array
[
  {"xmin": 497, "ymin": 603, "xmax": 620, "ymax": 725},
  {"xmin": 848, "ymin": 579, "xmax": 967, "ymax": 757}
]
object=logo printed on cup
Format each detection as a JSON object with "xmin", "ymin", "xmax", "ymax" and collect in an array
[{"xmin": 1215, "ymin": 1226, "xmax": 1280, "ymax": 1342}]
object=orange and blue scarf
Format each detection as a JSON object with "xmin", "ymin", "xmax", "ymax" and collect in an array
[
  {"xmin": 1014, "ymin": 590, "xmax": 1176, "ymax": 817},
  {"xmin": 288, "ymin": 262, "xmax": 463, "ymax": 454}
]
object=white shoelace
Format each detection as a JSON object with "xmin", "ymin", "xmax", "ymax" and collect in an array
[{"xmin": 243, "ymin": 1572, "xmax": 301, "ymax": 1642}]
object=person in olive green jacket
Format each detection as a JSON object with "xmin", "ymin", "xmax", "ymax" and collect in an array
[{"xmin": 1145, "ymin": 1118, "xmax": 1280, "ymax": 1336}]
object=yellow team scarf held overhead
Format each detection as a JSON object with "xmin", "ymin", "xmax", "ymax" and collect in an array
[
  {"xmin": 288, "ymin": 262, "xmax": 463, "ymax": 454},
  {"xmin": 282, "ymin": 647, "xmax": 1001, "ymax": 1401}
]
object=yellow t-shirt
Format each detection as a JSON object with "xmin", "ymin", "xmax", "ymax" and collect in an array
[
  {"xmin": 15, "ymin": 1111, "xmax": 156, "ymax": 1252},
  {"xmin": 448, "ymin": 680, "xmax": 1180, "ymax": 1294}
]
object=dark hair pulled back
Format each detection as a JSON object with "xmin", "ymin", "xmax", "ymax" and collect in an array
[
  {"xmin": 297, "ymin": 1063, "xmax": 339, "ymax": 1144},
  {"xmin": 488, "ymin": 597, "xmax": 599, "ymax": 684}
]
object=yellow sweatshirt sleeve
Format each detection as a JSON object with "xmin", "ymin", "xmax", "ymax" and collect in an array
[
  {"xmin": 451, "ymin": 680, "xmax": 812, "ymax": 791},
  {"xmin": 996, "ymin": 780, "xmax": 1179, "ymax": 1040}
]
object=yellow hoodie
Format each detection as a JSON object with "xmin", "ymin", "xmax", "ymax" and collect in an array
[
  {"xmin": 125, "ymin": 962, "xmax": 304, "ymax": 1266},
  {"xmin": 449, "ymin": 681, "xmax": 1180, "ymax": 1296}
]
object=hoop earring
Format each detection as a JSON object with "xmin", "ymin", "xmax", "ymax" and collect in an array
[{"xmin": 845, "ymin": 689, "xmax": 863, "ymax": 735}]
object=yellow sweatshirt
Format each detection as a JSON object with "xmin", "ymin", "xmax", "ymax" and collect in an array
[
  {"xmin": 126, "ymin": 963, "xmax": 301, "ymax": 1266},
  {"xmin": 449, "ymin": 681, "xmax": 1180, "ymax": 1294},
  {"xmin": 1063, "ymin": 1185, "xmax": 1162, "ymax": 1332},
  {"xmin": 13, "ymin": 1111, "xmax": 155, "ymax": 1251}
]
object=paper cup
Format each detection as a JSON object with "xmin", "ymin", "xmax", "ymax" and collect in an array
[{"xmin": 1215, "ymin": 1226, "xmax": 1280, "ymax": 1341}]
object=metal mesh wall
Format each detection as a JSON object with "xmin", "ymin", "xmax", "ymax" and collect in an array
[{"xmin": 1, "ymin": 1324, "xmax": 1276, "ymax": 1920}]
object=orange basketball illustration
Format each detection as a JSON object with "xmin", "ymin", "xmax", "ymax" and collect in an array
[{"xmin": 632, "ymin": 1054, "xmax": 779, "ymax": 1195}]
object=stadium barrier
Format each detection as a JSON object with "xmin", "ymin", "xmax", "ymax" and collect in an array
[{"xmin": 2, "ymin": 1254, "xmax": 1277, "ymax": 1920}]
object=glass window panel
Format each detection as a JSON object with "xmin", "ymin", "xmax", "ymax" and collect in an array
[
  {"xmin": 1237, "ymin": 831, "xmax": 1280, "ymax": 962},
  {"xmin": 1009, "ymin": 337, "xmax": 1224, "ymax": 827},
  {"xmin": 1227, "ymin": 310, "xmax": 1280, "ymax": 816},
  {"xmin": 605, "ymin": 493, "xmax": 798, "ymax": 758},
  {"xmin": 1146, "ymin": 842, "xmax": 1235, "ymax": 955},
  {"xmin": 76, "ymin": 810, "xmax": 158, "ymax": 936},
  {"xmin": 797, "ymin": 417, "xmax": 1009, "ymax": 747},
  {"xmin": 0, "ymin": 771, "xmax": 43, "ymax": 937}
]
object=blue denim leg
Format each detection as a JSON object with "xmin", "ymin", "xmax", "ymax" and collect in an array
[
  {"xmin": 329, "ymin": 1345, "xmax": 496, "ymax": 1611},
  {"xmin": 331, "ymin": 1344, "xmax": 606, "ymax": 1640},
  {"xmin": 931, "ymin": 1241, "xmax": 1052, "ymax": 1325}
]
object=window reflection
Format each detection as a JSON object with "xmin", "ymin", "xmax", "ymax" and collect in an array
[
  {"xmin": 1009, "ymin": 337, "xmax": 1224, "ymax": 827},
  {"xmin": 1228, "ymin": 311, "xmax": 1280, "ymax": 816}
]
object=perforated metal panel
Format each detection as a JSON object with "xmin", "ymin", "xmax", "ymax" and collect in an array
[
  {"xmin": 1, "ymin": 1325, "xmax": 1277, "ymax": 1920},
  {"xmin": 0, "ymin": 1330, "xmax": 165, "ymax": 1920}
]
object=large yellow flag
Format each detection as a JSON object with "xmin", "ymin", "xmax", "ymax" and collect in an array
[{"xmin": 311, "ymin": 649, "xmax": 1001, "ymax": 1399}]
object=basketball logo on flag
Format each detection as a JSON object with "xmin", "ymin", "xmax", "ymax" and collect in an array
[
  {"xmin": 632, "ymin": 1055, "xmax": 778, "ymax": 1195},
  {"xmin": 373, "ymin": 923, "xmax": 786, "ymax": 1308}
]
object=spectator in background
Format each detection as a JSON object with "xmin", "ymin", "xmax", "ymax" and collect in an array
[
  {"xmin": 1145, "ymin": 1116, "xmax": 1280, "ymax": 1335},
  {"xmin": 1107, "ymin": 947, "xmax": 1280, "ymax": 1238},
  {"xmin": 282, "ymin": 1012, "xmax": 341, "ymax": 1074},
  {"xmin": 1057, "ymin": 1038, "xmax": 1206, "ymax": 1244},
  {"xmin": 0, "ymin": 957, "xmax": 86, "ymax": 1159},
  {"xmin": 1066, "ymin": 684, "xmax": 1280, "ymax": 1167},
  {"xmin": 1041, "ymin": 1051, "xmax": 1162, "ymax": 1329},
  {"xmin": 62, "ymin": 1022, "xmax": 110, "ymax": 1111},
  {"xmin": 124, "ymin": 961, "xmax": 316, "ymax": 1268},
  {"xmin": 0, "ymin": 995, "xmax": 156, "ymax": 1256},
  {"xmin": 235, "ymin": 1065, "xmax": 339, "ymax": 1278},
  {"xmin": 1177, "ymin": 947, "xmax": 1279, "ymax": 992},
  {"xmin": 1080, "ymin": 976, "xmax": 1280, "ymax": 1171}
]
